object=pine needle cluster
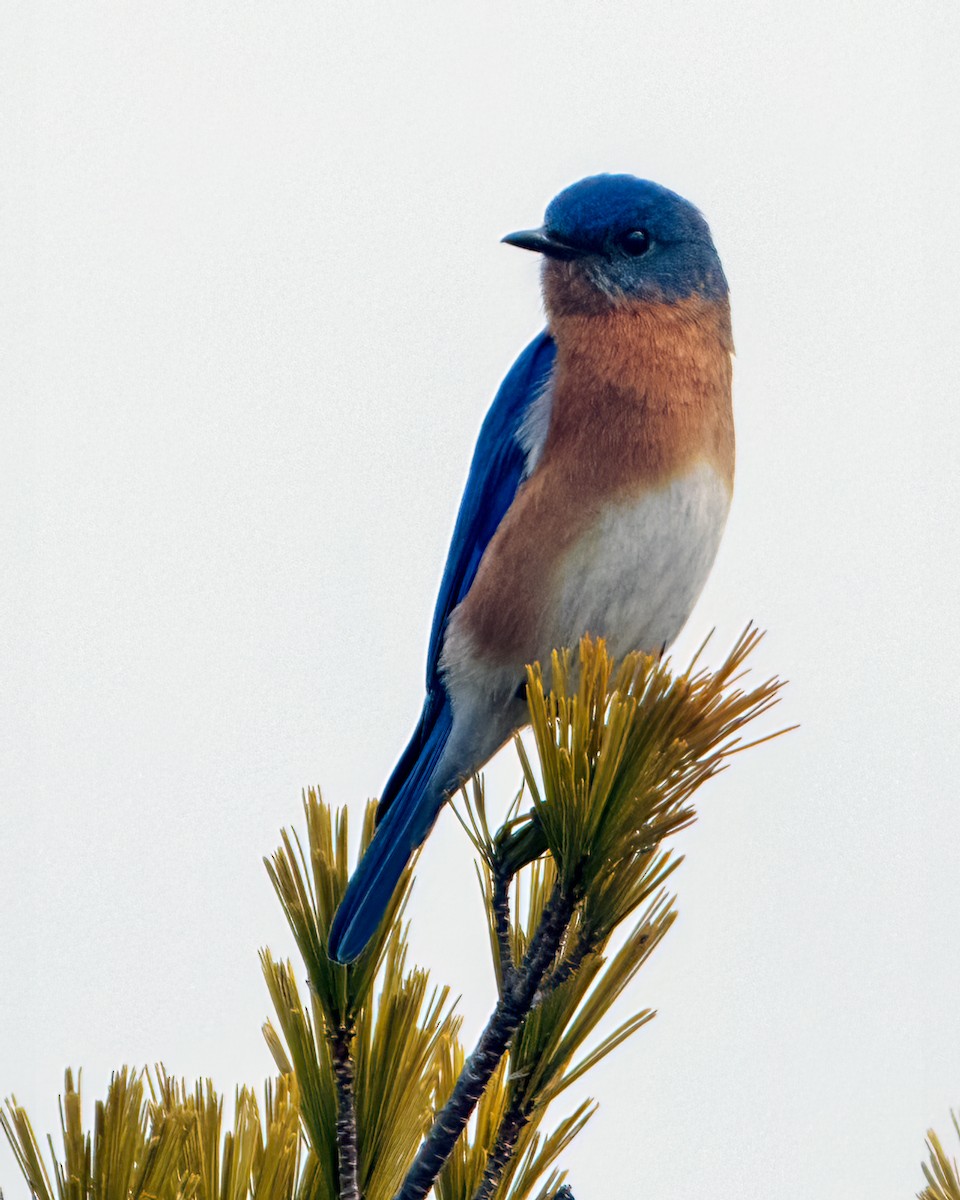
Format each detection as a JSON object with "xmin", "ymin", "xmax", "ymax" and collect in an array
[
  {"xmin": 919, "ymin": 1113, "xmax": 960, "ymax": 1200},
  {"xmin": 3, "ymin": 629, "xmax": 787, "ymax": 1200},
  {"xmin": 1, "ymin": 1068, "xmax": 301, "ymax": 1200},
  {"xmin": 422, "ymin": 628, "xmax": 783, "ymax": 1200},
  {"xmin": 261, "ymin": 793, "xmax": 459, "ymax": 1200}
]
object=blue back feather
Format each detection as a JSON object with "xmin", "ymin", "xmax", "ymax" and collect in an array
[
  {"xmin": 328, "ymin": 331, "xmax": 557, "ymax": 962},
  {"xmin": 328, "ymin": 702, "xmax": 454, "ymax": 963},
  {"xmin": 425, "ymin": 330, "xmax": 557, "ymax": 689},
  {"xmin": 376, "ymin": 329, "xmax": 556, "ymax": 823}
]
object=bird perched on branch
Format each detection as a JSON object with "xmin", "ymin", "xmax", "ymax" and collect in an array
[{"xmin": 329, "ymin": 174, "xmax": 734, "ymax": 963}]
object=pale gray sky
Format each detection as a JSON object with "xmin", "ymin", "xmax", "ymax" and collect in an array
[{"xmin": 2, "ymin": 3, "xmax": 959, "ymax": 1197}]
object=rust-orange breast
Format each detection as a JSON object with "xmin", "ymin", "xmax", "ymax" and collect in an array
[{"xmin": 447, "ymin": 294, "xmax": 734, "ymax": 665}]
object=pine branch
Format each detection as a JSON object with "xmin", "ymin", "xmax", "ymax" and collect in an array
[
  {"xmin": 2, "ymin": 634, "xmax": 785, "ymax": 1200},
  {"xmin": 328, "ymin": 1026, "xmax": 360, "ymax": 1200},
  {"xmin": 491, "ymin": 864, "xmax": 517, "ymax": 994},
  {"xmin": 396, "ymin": 885, "xmax": 575, "ymax": 1200},
  {"xmin": 531, "ymin": 928, "xmax": 599, "ymax": 1008},
  {"xmin": 470, "ymin": 1094, "xmax": 530, "ymax": 1200}
]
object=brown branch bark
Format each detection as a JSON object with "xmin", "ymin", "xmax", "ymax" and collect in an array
[
  {"xmin": 491, "ymin": 866, "xmax": 516, "ymax": 994},
  {"xmin": 470, "ymin": 1095, "xmax": 530, "ymax": 1200},
  {"xmin": 394, "ymin": 885, "xmax": 574, "ymax": 1200},
  {"xmin": 531, "ymin": 921, "xmax": 633, "ymax": 1007},
  {"xmin": 328, "ymin": 1025, "xmax": 361, "ymax": 1200},
  {"xmin": 531, "ymin": 936, "xmax": 591, "ymax": 1007}
]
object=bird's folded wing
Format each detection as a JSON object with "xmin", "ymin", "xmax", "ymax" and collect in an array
[
  {"xmin": 376, "ymin": 331, "xmax": 556, "ymax": 826},
  {"xmin": 425, "ymin": 330, "xmax": 556, "ymax": 690}
]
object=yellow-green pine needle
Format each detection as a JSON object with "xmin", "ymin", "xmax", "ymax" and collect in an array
[
  {"xmin": 1, "ymin": 1093, "xmax": 57, "ymax": 1200},
  {"xmin": 262, "ymin": 791, "xmax": 461, "ymax": 1200},
  {"xmin": 920, "ymin": 1113, "xmax": 960, "ymax": 1200}
]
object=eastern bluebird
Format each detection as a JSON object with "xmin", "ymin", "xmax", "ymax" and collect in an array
[{"xmin": 328, "ymin": 174, "xmax": 734, "ymax": 963}]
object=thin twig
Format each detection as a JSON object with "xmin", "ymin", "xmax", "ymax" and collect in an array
[
  {"xmin": 328, "ymin": 1025, "xmax": 361, "ymax": 1200},
  {"xmin": 470, "ymin": 1094, "xmax": 530, "ymax": 1200},
  {"xmin": 395, "ymin": 885, "xmax": 574, "ymax": 1200},
  {"xmin": 533, "ymin": 926, "xmax": 650, "ymax": 1008},
  {"xmin": 491, "ymin": 866, "xmax": 516, "ymax": 994},
  {"xmin": 531, "ymin": 932, "xmax": 594, "ymax": 1007}
]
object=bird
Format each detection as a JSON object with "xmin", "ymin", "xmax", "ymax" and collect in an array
[{"xmin": 328, "ymin": 173, "xmax": 734, "ymax": 964}]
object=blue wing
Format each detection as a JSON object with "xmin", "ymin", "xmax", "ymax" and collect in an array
[
  {"xmin": 378, "ymin": 328, "xmax": 556, "ymax": 821},
  {"xmin": 327, "ymin": 330, "xmax": 556, "ymax": 963},
  {"xmin": 425, "ymin": 329, "xmax": 557, "ymax": 690}
]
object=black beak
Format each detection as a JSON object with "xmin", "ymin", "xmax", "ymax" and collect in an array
[{"xmin": 501, "ymin": 227, "xmax": 583, "ymax": 261}]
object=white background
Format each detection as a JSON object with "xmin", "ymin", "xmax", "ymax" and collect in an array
[{"xmin": 2, "ymin": 3, "xmax": 959, "ymax": 1197}]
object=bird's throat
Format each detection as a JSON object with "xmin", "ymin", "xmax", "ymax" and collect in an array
[{"xmin": 544, "ymin": 294, "xmax": 735, "ymax": 493}]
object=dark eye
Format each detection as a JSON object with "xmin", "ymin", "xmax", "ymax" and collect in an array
[{"xmin": 616, "ymin": 229, "xmax": 651, "ymax": 257}]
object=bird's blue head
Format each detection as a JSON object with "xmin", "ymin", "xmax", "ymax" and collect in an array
[{"xmin": 503, "ymin": 174, "xmax": 727, "ymax": 310}]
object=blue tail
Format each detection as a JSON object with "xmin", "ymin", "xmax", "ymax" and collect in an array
[{"xmin": 328, "ymin": 699, "xmax": 454, "ymax": 963}]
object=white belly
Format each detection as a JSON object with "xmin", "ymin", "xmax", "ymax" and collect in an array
[
  {"xmin": 544, "ymin": 459, "xmax": 731, "ymax": 659},
  {"xmin": 437, "ymin": 459, "xmax": 731, "ymax": 786}
]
